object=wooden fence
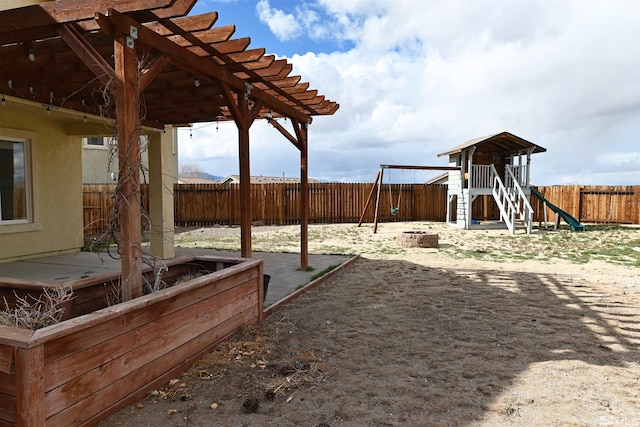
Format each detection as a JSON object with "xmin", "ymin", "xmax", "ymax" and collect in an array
[
  {"xmin": 82, "ymin": 184, "xmax": 639, "ymax": 236},
  {"xmin": 532, "ymin": 185, "xmax": 640, "ymax": 225}
]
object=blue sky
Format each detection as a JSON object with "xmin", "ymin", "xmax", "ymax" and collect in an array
[
  {"xmin": 179, "ymin": 0, "xmax": 640, "ymax": 185},
  {"xmin": 191, "ymin": 0, "xmax": 354, "ymax": 56}
]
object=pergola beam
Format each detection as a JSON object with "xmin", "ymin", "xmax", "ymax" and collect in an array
[
  {"xmin": 266, "ymin": 117, "xmax": 302, "ymax": 151},
  {"xmin": 139, "ymin": 53, "xmax": 173, "ymax": 91},
  {"xmin": 56, "ymin": 23, "xmax": 113, "ymax": 85},
  {"xmin": 100, "ymin": 8, "xmax": 312, "ymax": 123},
  {"xmin": 1, "ymin": 0, "xmax": 176, "ymax": 31}
]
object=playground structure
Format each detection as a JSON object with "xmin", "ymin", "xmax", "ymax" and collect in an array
[
  {"xmin": 437, "ymin": 131, "xmax": 546, "ymax": 234},
  {"xmin": 530, "ymin": 187, "xmax": 586, "ymax": 231},
  {"xmin": 359, "ymin": 132, "xmax": 586, "ymax": 234},
  {"xmin": 358, "ymin": 164, "xmax": 459, "ymax": 233}
]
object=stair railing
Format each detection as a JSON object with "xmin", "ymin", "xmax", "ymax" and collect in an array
[
  {"xmin": 505, "ymin": 166, "xmax": 534, "ymax": 234},
  {"xmin": 490, "ymin": 164, "xmax": 517, "ymax": 234},
  {"xmin": 471, "ymin": 164, "xmax": 493, "ymax": 189}
]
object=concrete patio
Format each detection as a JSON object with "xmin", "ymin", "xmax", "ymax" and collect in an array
[{"xmin": 0, "ymin": 248, "xmax": 354, "ymax": 307}]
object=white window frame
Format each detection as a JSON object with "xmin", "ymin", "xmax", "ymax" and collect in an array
[
  {"xmin": 0, "ymin": 136, "xmax": 32, "ymax": 225},
  {"xmin": 0, "ymin": 128, "xmax": 40, "ymax": 234},
  {"xmin": 83, "ymin": 136, "xmax": 116, "ymax": 150}
]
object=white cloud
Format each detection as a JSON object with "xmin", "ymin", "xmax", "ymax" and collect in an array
[
  {"xmin": 289, "ymin": 0, "xmax": 640, "ymax": 184},
  {"xmin": 181, "ymin": 0, "xmax": 640, "ymax": 186},
  {"xmin": 256, "ymin": 0, "xmax": 301, "ymax": 41}
]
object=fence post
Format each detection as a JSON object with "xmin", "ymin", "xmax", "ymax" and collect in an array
[
  {"xmin": 629, "ymin": 185, "xmax": 640, "ymax": 224},
  {"xmin": 574, "ymin": 185, "xmax": 582, "ymax": 221}
]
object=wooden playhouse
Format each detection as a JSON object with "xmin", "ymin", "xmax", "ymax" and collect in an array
[{"xmin": 438, "ymin": 132, "xmax": 546, "ymax": 234}]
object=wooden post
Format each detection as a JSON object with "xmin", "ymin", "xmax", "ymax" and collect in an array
[
  {"xmin": 264, "ymin": 116, "xmax": 312, "ymax": 265},
  {"xmin": 114, "ymin": 32, "xmax": 143, "ymax": 301},
  {"xmin": 526, "ymin": 148, "xmax": 533, "ymax": 188},
  {"xmin": 574, "ymin": 185, "xmax": 582, "ymax": 220},
  {"xmin": 373, "ymin": 167, "xmax": 384, "ymax": 233},
  {"xmin": 237, "ymin": 95, "xmax": 252, "ymax": 258},
  {"xmin": 358, "ymin": 170, "xmax": 381, "ymax": 227},
  {"xmin": 299, "ymin": 123, "xmax": 309, "ymax": 270},
  {"xmin": 483, "ymin": 195, "xmax": 489, "ymax": 221},
  {"xmin": 16, "ymin": 345, "xmax": 45, "ymax": 426},
  {"xmin": 634, "ymin": 186, "xmax": 640, "ymax": 225},
  {"xmin": 258, "ymin": 261, "xmax": 265, "ymax": 321},
  {"xmin": 465, "ymin": 148, "xmax": 476, "ymax": 229}
]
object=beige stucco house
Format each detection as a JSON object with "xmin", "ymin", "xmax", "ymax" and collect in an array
[
  {"xmin": 0, "ymin": 95, "xmax": 176, "ymax": 262},
  {"xmin": 1, "ymin": 99, "xmax": 84, "ymax": 261},
  {"xmin": 81, "ymin": 132, "xmax": 179, "ymax": 184}
]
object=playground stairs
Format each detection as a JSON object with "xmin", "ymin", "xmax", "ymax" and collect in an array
[{"xmin": 490, "ymin": 165, "xmax": 534, "ymax": 235}]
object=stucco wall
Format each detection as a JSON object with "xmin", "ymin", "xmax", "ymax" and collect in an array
[
  {"xmin": 82, "ymin": 141, "xmax": 116, "ymax": 183},
  {"xmin": 82, "ymin": 136, "xmax": 151, "ymax": 184},
  {"xmin": 0, "ymin": 101, "xmax": 84, "ymax": 261}
]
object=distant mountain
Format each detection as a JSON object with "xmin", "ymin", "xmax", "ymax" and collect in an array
[{"xmin": 203, "ymin": 172, "xmax": 224, "ymax": 182}]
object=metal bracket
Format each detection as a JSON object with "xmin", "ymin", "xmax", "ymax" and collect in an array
[
  {"xmin": 126, "ymin": 25, "xmax": 138, "ymax": 49},
  {"xmin": 244, "ymin": 82, "xmax": 253, "ymax": 100}
]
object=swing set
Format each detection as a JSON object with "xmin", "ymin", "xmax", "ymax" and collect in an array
[{"xmin": 358, "ymin": 164, "xmax": 460, "ymax": 233}]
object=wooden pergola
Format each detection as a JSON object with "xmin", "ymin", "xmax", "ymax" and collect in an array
[{"xmin": 0, "ymin": 0, "xmax": 338, "ymax": 300}]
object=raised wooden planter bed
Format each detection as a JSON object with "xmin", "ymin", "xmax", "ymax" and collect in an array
[{"xmin": 0, "ymin": 255, "xmax": 264, "ymax": 426}]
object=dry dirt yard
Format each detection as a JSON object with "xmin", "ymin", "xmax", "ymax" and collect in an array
[{"xmin": 100, "ymin": 222, "xmax": 640, "ymax": 427}]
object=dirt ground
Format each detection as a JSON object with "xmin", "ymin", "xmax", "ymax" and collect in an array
[{"xmin": 99, "ymin": 222, "xmax": 640, "ymax": 427}]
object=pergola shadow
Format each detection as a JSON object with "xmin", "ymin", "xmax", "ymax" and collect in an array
[{"xmin": 264, "ymin": 258, "xmax": 639, "ymax": 425}]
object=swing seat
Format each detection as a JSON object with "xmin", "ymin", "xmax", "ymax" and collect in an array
[{"xmin": 391, "ymin": 207, "xmax": 399, "ymax": 216}]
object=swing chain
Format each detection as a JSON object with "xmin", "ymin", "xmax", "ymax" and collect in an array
[{"xmin": 388, "ymin": 170, "xmax": 402, "ymax": 216}]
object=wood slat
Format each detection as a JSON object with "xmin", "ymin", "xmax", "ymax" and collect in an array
[
  {"xmin": 39, "ymin": 265, "xmax": 258, "ymax": 361},
  {"xmin": 47, "ymin": 305, "xmax": 256, "ymax": 426},
  {"xmin": 0, "ymin": 326, "xmax": 33, "ymax": 349},
  {"xmin": 45, "ymin": 285, "xmax": 257, "ymax": 415},
  {"xmin": 0, "ymin": 0, "xmax": 175, "ymax": 31},
  {"xmin": 167, "ymin": 25, "xmax": 235, "ymax": 46},
  {"xmin": 146, "ymin": 12, "xmax": 219, "ymax": 35},
  {"xmin": 0, "ymin": 391, "xmax": 16, "ymax": 425},
  {"xmin": 0, "ymin": 345, "xmax": 14, "ymax": 374}
]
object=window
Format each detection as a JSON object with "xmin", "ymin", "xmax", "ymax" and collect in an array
[
  {"xmin": 86, "ymin": 137, "xmax": 105, "ymax": 146},
  {"xmin": 0, "ymin": 138, "xmax": 31, "ymax": 223},
  {"xmin": 84, "ymin": 136, "xmax": 116, "ymax": 148}
]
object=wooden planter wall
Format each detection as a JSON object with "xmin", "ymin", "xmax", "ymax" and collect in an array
[{"xmin": 0, "ymin": 255, "xmax": 264, "ymax": 426}]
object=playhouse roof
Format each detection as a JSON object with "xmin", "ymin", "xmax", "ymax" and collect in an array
[
  {"xmin": 438, "ymin": 131, "xmax": 546, "ymax": 157},
  {"xmin": 219, "ymin": 175, "xmax": 320, "ymax": 184},
  {"xmin": 0, "ymin": 0, "xmax": 339, "ymax": 128}
]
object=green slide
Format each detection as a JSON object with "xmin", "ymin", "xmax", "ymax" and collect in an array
[{"xmin": 530, "ymin": 187, "xmax": 586, "ymax": 231}]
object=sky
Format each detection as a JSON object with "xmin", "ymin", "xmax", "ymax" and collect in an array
[{"xmin": 178, "ymin": 0, "xmax": 640, "ymax": 185}]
